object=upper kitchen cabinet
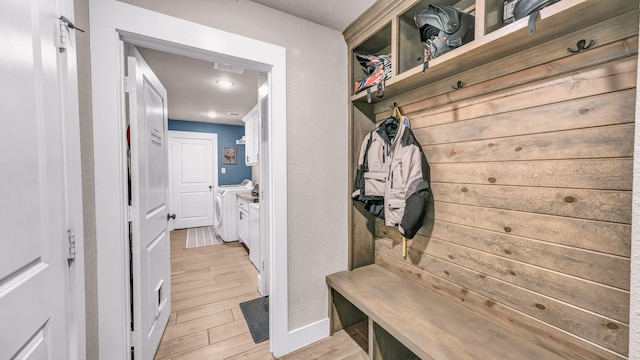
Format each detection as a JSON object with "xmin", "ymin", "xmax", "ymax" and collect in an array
[{"xmin": 242, "ymin": 104, "xmax": 259, "ymax": 166}]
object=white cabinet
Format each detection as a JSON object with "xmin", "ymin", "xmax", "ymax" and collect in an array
[
  {"xmin": 243, "ymin": 81, "xmax": 267, "ymax": 166},
  {"xmin": 242, "ymin": 104, "xmax": 259, "ymax": 166},
  {"xmin": 237, "ymin": 197, "xmax": 250, "ymax": 244}
]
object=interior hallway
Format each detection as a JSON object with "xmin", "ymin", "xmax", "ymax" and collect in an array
[{"xmin": 155, "ymin": 229, "xmax": 367, "ymax": 359}]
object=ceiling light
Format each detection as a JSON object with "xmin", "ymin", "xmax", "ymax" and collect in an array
[
  {"xmin": 228, "ymin": 111, "xmax": 241, "ymax": 116},
  {"xmin": 206, "ymin": 111, "xmax": 217, "ymax": 119},
  {"xmin": 216, "ymin": 79, "xmax": 235, "ymax": 88}
]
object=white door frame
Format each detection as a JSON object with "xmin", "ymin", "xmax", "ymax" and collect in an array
[
  {"xmin": 168, "ymin": 130, "xmax": 219, "ymax": 231},
  {"xmin": 89, "ymin": 0, "xmax": 289, "ymax": 358},
  {"xmin": 57, "ymin": 0, "xmax": 87, "ymax": 358}
]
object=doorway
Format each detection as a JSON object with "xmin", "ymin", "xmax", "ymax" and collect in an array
[
  {"xmin": 168, "ymin": 131, "xmax": 218, "ymax": 231},
  {"xmin": 90, "ymin": 1, "xmax": 289, "ymax": 358}
]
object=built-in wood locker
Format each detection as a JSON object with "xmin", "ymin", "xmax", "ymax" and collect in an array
[{"xmin": 345, "ymin": 0, "xmax": 638, "ymax": 358}]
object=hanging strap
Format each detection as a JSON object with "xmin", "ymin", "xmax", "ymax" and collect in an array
[
  {"xmin": 392, "ymin": 105, "xmax": 410, "ymax": 127},
  {"xmin": 527, "ymin": 9, "xmax": 540, "ymax": 35}
]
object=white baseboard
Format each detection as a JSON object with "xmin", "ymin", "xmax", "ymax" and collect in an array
[{"xmin": 286, "ymin": 317, "xmax": 330, "ymax": 354}]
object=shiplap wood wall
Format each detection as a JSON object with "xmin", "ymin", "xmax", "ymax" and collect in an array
[{"xmin": 367, "ymin": 10, "xmax": 638, "ymax": 360}]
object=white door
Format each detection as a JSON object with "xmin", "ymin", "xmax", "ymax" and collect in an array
[
  {"xmin": 127, "ymin": 46, "xmax": 171, "ymax": 360},
  {"xmin": 169, "ymin": 131, "xmax": 217, "ymax": 229},
  {"xmin": 0, "ymin": 0, "xmax": 73, "ymax": 358}
]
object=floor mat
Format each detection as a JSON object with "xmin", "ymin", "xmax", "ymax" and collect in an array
[
  {"xmin": 239, "ymin": 296, "xmax": 269, "ymax": 343},
  {"xmin": 186, "ymin": 226, "xmax": 223, "ymax": 248}
]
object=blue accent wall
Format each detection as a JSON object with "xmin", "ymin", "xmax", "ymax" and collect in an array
[{"xmin": 169, "ymin": 119, "xmax": 251, "ymax": 186}]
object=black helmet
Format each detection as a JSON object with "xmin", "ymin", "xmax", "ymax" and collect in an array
[
  {"xmin": 414, "ymin": 4, "xmax": 474, "ymax": 60},
  {"xmin": 514, "ymin": 0, "xmax": 560, "ymax": 20}
]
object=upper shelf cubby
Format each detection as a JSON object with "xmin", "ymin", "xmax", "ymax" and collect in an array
[
  {"xmin": 397, "ymin": 0, "xmax": 475, "ymax": 74},
  {"xmin": 346, "ymin": 0, "xmax": 638, "ymax": 103},
  {"xmin": 352, "ymin": 23, "xmax": 392, "ymax": 97}
]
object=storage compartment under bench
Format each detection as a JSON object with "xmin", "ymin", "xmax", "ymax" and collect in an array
[{"xmin": 327, "ymin": 265, "xmax": 563, "ymax": 360}]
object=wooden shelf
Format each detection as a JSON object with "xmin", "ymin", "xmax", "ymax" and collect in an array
[{"xmin": 350, "ymin": 0, "xmax": 636, "ymax": 104}]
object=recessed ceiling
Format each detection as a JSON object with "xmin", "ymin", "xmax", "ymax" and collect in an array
[
  {"xmin": 137, "ymin": 47, "xmax": 263, "ymax": 126},
  {"xmin": 250, "ymin": 0, "xmax": 376, "ymax": 31}
]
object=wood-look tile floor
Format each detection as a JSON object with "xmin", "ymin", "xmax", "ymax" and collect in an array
[{"xmin": 155, "ymin": 229, "xmax": 367, "ymax": 360}]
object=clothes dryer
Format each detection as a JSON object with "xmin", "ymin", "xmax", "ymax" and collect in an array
[{"xmin": 214, "ymin": 180, "xmax": 252, "ymax": 242}]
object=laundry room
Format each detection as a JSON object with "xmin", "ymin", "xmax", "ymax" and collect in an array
[{"xmin": 127, "ymin": 45, "xmax": 270, "ymax": 357}]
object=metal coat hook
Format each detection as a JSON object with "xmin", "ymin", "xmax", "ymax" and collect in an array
[
  {"xmin": 452, "ymin": 81, "xmax": 464, "ymax": 90},
  {"xmin": 567, "ymin": 39, "xmax": 593, "ymax": 53}
]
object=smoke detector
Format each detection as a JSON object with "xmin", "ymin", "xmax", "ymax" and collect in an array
[{"xmin": 213, "ymin": 62, "xmax": 245, "ymax": 74}]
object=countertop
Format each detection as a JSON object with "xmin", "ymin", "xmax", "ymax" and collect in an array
[{"xmin": 237, "ymin": 192, "xmax": 259, "ymax": 203}]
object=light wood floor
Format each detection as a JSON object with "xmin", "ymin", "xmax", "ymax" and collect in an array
[{"xmin": 155, "ymin": 229, "xmax": 367, "ymax": 360}]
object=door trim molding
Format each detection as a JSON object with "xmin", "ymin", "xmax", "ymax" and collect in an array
[
  {"xmin": 58, "ymin": 0, "xmax": 87, "ymax": 358},
  {"xmin": 168, "ymin": 130, "xmax": 219, "ymax": 231},
  {"xmin": 89, "ymin": 0, "xmax": 289, "ymax": 357}
]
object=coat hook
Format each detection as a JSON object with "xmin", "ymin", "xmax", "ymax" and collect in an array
[
  {"xmin": 452, "ymin": 80, "xmax": 464, "ymax": 90},
  {"xmin": 568, "ymin": 39, "xmax": 593, "ymax": 53}
]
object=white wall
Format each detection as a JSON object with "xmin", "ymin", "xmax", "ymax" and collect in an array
[{"xmin": 118, "ymin": 0, "xmax": 349, "ymax": 332}]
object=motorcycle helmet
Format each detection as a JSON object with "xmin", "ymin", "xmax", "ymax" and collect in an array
[
  {"xmin": 354, "ymin": 54, "xmax": 392, "ymax": 100},
  {"xmin": 414, "ymin": 4, "xmax": 474, "ymax": 60},
  {"xmin": 513, "ymin": 0, "xmax": 560, "ymax": 20}
]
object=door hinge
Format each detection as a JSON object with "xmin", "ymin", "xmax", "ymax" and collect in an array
[
  {"xmin": 128, "ymin": 205, "xmax": 134, "ymax": 222},
  {"xmin": 124, "ymin": 76, "xmax": 133, "ymax": 93},
  {"xmin": 67, "ymin": 229, "xmax": 76, "ymax": 264},
  {"xmin": 56, "ymin": 19, "xmax": 69, "ymax": 53},
  {"xmin": 56, "ymin": 16, "xmax": 84, "ymax": 54},
  {"xmin": 129, "ymin": 331, "xmax": 140, "ymax": 347}
]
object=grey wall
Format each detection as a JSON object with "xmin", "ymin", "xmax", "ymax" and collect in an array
[{"xmin": 73, "ymin": 0, "xmax": 99, "ymax": 358}]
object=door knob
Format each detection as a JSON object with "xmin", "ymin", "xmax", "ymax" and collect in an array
[
  {"xmin": 209, "ymin": 185, "xmax": 213, "ymax": 190},
  {"xmin": 167, "ymin": 213, "xmax": 176, "ymax": 221}
]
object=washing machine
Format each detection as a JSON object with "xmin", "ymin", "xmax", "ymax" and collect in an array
[{"xmin": 214, "ymin": 180, "xmax": 253, "ymax": 242}]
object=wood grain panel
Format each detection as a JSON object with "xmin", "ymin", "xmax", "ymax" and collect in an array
[
  {"xmin": 408, "ymin": 57, "xmax": 637, "ymax": 128},
  {"xmin": 431, "ymin": 182, "xmax": 632, "ymax": 224},
  {"xmin": 413, "ymin": 89, "xmax": 637, "ymax": 145},
  {"xmin": 424, "ymin": 124, "xmax": 634, "ymax": 163},
  {"xmin": 425, "ymin": 238, "xmax": 629, "ymax": 322},
  {"xmin": 377, "ymin": 38, "xmax": 638, "ymax": 118},
  {"xmin": 375, "ymin": 10, "xmax": 639, "ymax": 113},
  {"xmin": 349, "ymin": 5, "xmax": 636, "ymax": 358},
  {"xmin": 376, "ymin": 242, "xmax": 629, "ymax": 355},
  {"xmin": 375, "ymin": 250, "xmax": 627, "ymax": 360},
  {"xmin": 431, "ymin": 221, "xmax": 629, "ymax": 290},
  {"xmin": 376, "ymin": 219, "xmax": 630, "ymax": 290},
  {"xmin": 428, "ymin": 202, "xmax": 631, "ymax": 257},
  {"xmin": 430, "ymin": 158, "xmax": 633, "ymax": 190}
]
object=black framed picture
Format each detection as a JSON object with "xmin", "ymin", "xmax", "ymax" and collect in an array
[{"xmin": 222, "ymin": 146, "xmax": 237, "ymax": 164}]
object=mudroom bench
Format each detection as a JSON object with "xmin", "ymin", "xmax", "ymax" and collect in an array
[{"xmin": 327, "ymin": 264, "xmax": 563, "ymax": 360}]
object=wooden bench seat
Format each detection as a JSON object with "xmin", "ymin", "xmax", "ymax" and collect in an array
[{"xmin": 327, "ymin": 264, "xmax": 564, "ymax": 360}]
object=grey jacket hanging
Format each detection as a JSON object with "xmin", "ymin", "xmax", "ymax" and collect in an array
[{"xmin": 352, "ymin": 118, "xmax": 430, "ymax": 239}]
